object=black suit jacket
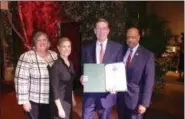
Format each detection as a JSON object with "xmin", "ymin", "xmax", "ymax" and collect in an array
[
  {"xmin": 81, "ymin": 40, "xmax": 124, "ymax": 108},
  {"xmin": 50, "ymin": 56, "xmax": 75, "ymax": 102}
]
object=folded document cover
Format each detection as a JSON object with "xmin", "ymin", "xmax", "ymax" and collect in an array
[{"xmin": 83, "ymin": 62, "xmax": 127, "ymax": 92}]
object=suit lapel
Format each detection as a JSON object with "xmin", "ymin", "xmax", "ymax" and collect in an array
[
  {"xmin": 129, "ymin": 46, "xmax": 141, "ymax": 67},
  {"xmin": 92, "ymin": 41, "xmax": 97, "ymax": 63}
]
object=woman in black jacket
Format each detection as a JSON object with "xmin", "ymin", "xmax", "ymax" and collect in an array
[{"xmin": 50, "ymin": 37, "xmax": 76, "ymax": 119}]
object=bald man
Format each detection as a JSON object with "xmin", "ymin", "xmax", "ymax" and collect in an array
[{"xmin": 117, "ymin": 27, "xmax": 155, "ymax": 119}]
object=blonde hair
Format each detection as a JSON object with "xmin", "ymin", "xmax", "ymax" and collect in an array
[
  {"xmin": 57, "ymin": 37, "xmax": 71, "ymax": 46},
  {"xmin": 32, "ymin": 31, "xmax": 50, "ymax": 50}
]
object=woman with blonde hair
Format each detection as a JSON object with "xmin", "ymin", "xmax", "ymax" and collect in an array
[
  {"xmin": 50, "ymin": 37, "xmax": 76, "ymax": 119},
  {"xmin": 14, "ymin": 31, "xmax": 58, "ymax": 119}
]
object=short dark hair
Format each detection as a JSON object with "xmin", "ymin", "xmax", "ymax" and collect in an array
[
  {"xmin": 127, "ymin": 26, "xmax": 141, "ymax": 35},
  {"xmin": 94, "ymin": 18, "xmax": 109, "ymax": 28}
]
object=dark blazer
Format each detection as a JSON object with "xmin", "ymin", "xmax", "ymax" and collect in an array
[
  {"xmin": 82, "ymin": 40, "xmax": 124, "ymax": 108},
  {"xmin": 50, "ymin": 56, "xmax": 75, "ymax": 119},
  {"xmin": 124, "ymin": 45, "xmax": 155, "ymax": 110},
  {"xmin": 50, "ymin": 56, "xmax": 75, "ymax": 102}
]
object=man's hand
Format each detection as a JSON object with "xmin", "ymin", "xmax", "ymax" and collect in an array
[
  {"xmin": 23, "ymin": 102, "xmax": 32, "ymax": 112},
  {"xmin": 107, "ymin": 87, "xmax": 116, "ymax": 94},
  {"xmin": 138, "ymin": 104, "xmax": 146, "ymax": 114},
  {"xmin": 80, "ymin": 75, "xmax": 88, "ymax": 86}
]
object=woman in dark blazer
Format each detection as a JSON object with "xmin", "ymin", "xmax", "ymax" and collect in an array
[{"xmin": 50, "ymin": 37, "xmax": 76, "ymax": 119}]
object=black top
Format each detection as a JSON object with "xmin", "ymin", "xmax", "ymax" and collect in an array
[{"xmin": 50, "ymin": 56, "xmax": 75, "ymax": 104}]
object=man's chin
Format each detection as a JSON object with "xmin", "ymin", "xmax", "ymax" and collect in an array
[
  {"xmin": 127, "ymin": 44, "xmax": 136, "ymax": 49},
  {"xmin": 97, "ymin": 38, "xmax": 107, "ymax": 42}
]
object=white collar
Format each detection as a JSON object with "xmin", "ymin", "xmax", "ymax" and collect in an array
[
  {"xmin": 96, "ymin": 39, "xmax": 108, "ymax": 46},
  {"xmin": 129, "ymin": 43, "xmax": 139, "ymax": 52}
]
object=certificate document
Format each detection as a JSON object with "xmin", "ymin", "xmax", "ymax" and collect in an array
[
  {"xmin": 83, "ymin": 62, "xmax": 127, "ymax": 93},
  {"xmin": 105, "ymin": 62, "xmax": 127, "ymax": 92}
]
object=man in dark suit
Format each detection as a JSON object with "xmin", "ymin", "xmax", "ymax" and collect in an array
[
  {"xmin": 80, "ymin": 18, "xmax": 123, "ymax": 119},
  {"xmin": 117, "ymin": 27, "xmax": 155, "ymax": 119}
]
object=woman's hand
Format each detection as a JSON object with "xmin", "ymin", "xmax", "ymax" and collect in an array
[
  {"xmin": 58, "ymin": 107, "xmax": 66, "ymax": 118},
  {"xmin": 72, "ymin": 97, "xmax": 76, "ymax": 107},
  {"xmin": 23, "ymin": 102, "xmax": 32, "ymax": 112},
  {"xmin": 72, "ymin": 91, "xmax": 76, "ymax": 107}
]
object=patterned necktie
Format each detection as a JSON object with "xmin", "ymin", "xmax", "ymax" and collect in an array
[
  {"xmin": 126, "ymin": 49, "xmax": 133, "ymax": 67},
  {"xmin": 99, "ymin": 44, "xmax": 105, "ymax": 63}
]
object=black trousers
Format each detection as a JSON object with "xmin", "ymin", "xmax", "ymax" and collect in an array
[{"xmin": 25, "ymin": 101, "xmax": 50, "ymax": 119}]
